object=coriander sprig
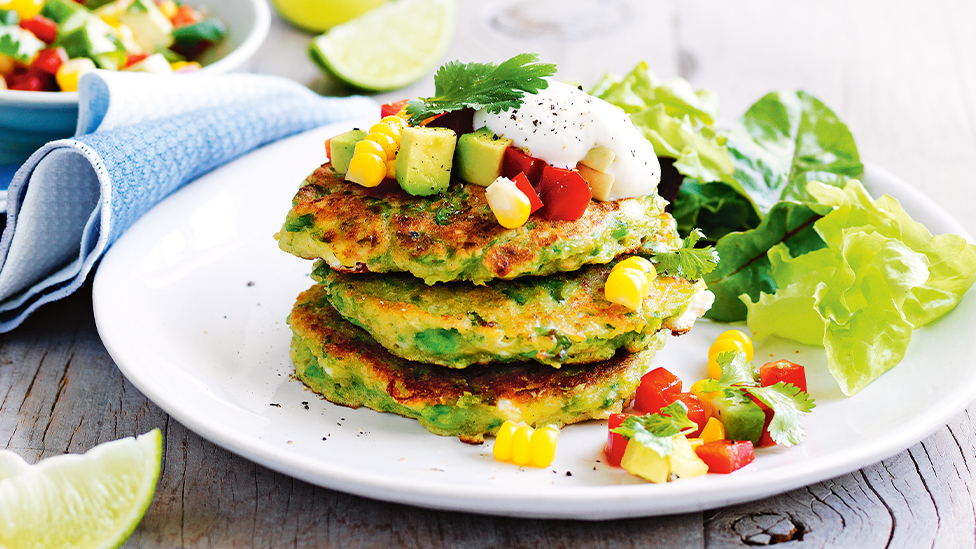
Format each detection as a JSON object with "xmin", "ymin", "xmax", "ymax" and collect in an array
[
  {"xmin": 404, "ymin": 53, "xmax": 557, "ymax": 126},
  {"xmin": 646, "ymin": 228, "xmax": 720, "ymax": 280}
]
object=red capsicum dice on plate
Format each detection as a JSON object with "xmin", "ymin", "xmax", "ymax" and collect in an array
[
  {"xmin": 20, "ymin": 15, "xmax": 58, "ymax": 44},
  {"xmin": 6, "ymin": 70, "xmax": 55, "ymax": 92},
  {"xmin": 605, "ymin": 412, "xmax": 632, "ymax": 467},
  {"xmin": 380, "ymin": 99, "xmax": 410, "ymax": 118},
  {"xmin": 536, "ymin": 165, "xmax": 591, "ymax": 221},
  {"xmin": 694, "ymin": 440, "xmax": 755, "ymax": 474},
  {"xmin": 674, "ymin": 392, "xmax": 708, "ymax": 438},
  {"xmin": 748, "ymin": 393, "xmax": 776, "ymax": 447},
  {"xmin": 511, "ymin": 172, "xmax": 543, "ymax": 214},
  {"xmin": 633, "ymin": 367, "xmax": 682, "ymax": 414},
  {"xmin": 503, "ymin": 147, "xmax": 548, "ymax": 184},
  {"xmin": 30, "ymin": 47, "xmax": 68, "ymax": 76},
  {"xmin": 760, "ymin": 360, "xmax": 807, "ymax": 393}
]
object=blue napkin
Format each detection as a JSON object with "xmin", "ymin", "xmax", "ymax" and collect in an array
[{"xmin": 0, "ymin": 70, "xmax": 378, "ymax": 332}]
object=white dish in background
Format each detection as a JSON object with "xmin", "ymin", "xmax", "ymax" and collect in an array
[
  {"xmin": 93, "ymin": 122, "xmax": 976, "ymax": 520},
  {"xmin": 0, "ymin": 0, "xmax": 271, "ymax": 165}
]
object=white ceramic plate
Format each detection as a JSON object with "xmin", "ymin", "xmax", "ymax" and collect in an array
[{"xmin": 93, "ymin": 122, "xmax": 976, "ymax": 520}]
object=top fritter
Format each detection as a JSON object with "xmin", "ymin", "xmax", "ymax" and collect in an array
[{"xmin": 274, "ymin": 167, "xmax": 677, "ymax": 285}]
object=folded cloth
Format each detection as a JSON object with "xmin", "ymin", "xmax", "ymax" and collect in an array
[{"xmin": 0, "ymin": 70, "xmax": 378, "ymax": 332}]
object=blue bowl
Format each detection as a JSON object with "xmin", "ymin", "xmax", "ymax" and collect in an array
[{"xmin": 0, "ymin": 0, "xmax": 271, "ymax": 165}]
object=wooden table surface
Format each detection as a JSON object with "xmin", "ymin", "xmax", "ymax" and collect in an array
[{"xmin": 4, "ymin": 1, "xmax": 976, "ymax": 546}]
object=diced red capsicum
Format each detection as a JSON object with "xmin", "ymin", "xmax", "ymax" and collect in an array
[
  {"xmin": 511, "ymin": 172, "xmax": 543, "ymax": 214},
  {"xmin": 20, "ymin": 15, "xmax": 58, "ymax": 44},
  {"xmin": 6, "ymin": 69, "xmax": 55, "ymax": 92},
  {"xmin": 760, "ymin": 360, "xmax": 807, "ymax": 393},
  {"xmin": 694, "ymin": 440, "xmax": 755, "ymax": 474},
  {"xmin": 674, "ymin": 392, "xmax": 708, "ymax": 438},
  {"xmin": 605, "ymin": 412, "xmax": 632, "ymax": 467},
  {"xmin": 633, "ymin": 367, "xmax": 682, "ymax": 414},
  {"xmin": 748, "ymin": 394, "xmax": 777, "ymax": 447},
  {"xmin": 503, "ymin": 147, "xmax": 547, "ymax": 184},
  {"xmin": 30, "ymin": 47, "xmax": 68, "ymax": 76},
  {"xmin": 536, "ymin": 165, "xmax": 591, "ymax": 221},
  {"xmin": 380, "ymin": 99, "xmax": 410, "ymax": 118}
]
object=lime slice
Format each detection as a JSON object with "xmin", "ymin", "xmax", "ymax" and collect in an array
[
  {"xmin": 0, "ymin": 429, "xmax": 162, "ymax": 549},
  {"xmin": 309, "ymin": 0, "xmax": 456, "ymax": 92}
]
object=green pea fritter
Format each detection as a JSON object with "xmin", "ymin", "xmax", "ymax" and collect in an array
[
  {"xmin": 313, "ymin": 258, "xmax": 707, "ymax": 369},
  {"xmin": 275, "ymin": 163, "xmax": 677, "ymax": 285},
  {"xmin": 288, "ymin": 283, "xmax": 667, "ymax": 443}
]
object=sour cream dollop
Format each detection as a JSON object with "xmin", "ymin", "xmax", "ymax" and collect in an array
[{"xmin": 472, "ymin": 80, "xmax": 660, "ymax": 200}]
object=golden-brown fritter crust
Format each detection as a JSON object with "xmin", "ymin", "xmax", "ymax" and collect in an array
[
  {"xmin": 288, "ymin": 283, "xmax": 665, "ymax": 442},
  {"xmin": 275, "ymin": 164, "xmax": 677, "ymax": 285}
]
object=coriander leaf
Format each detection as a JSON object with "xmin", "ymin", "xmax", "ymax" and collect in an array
[
  {"xmin": 716, "ymin": 351, "xmax": 757, "ymax": 386},
  {"xmin": 404, "ymin": 53, "xmax": 557, "ymax": 125},
  {"xmin": 646, "ymin": 228, "xmax": 719, "ymax": 280},
  {"xmin": 610, "ymin": 401, "xmax": 697, "ymax": 457},
  {"xmin": 745, "ymin": 384, "xmax": 815, "ymax": 446}
]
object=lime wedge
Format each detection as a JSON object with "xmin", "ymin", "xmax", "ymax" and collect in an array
[
  {"xmin": 309, "ymin": 0, "xmax": 456, "ymax": 92},
  {"xmin": 0, "ymin": 430, "xmax": 162, "ymax": 549}
]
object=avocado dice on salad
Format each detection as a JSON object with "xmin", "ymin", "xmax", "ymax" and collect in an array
[{"xmin": 0, "ymin": 0, "xmax": 226, "ymax": 92}]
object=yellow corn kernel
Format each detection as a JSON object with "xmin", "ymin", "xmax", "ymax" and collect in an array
[
  {"xmin": 171, "ymin": 61, "xmax": 202, "ymax": 73},
  {"xmin": 353, "ymin": 139, "xmax": 387, "ymax": 162},
  {"xmin": 604, "ymin": 267, "xmax": 648, "ymax": 311},
  {"xmin": 699, "ymin": 417, "xmax": 726, "ymax": 443},
  {"xmin": 366, "ymin": 131, "xmax": 398, "ymax": 160},
  {"xmin": 56, "ymin": 58, "xmax": 97, "ymax": 92},
  {"xmin": 157, "ymin": 0, "xmax": 178, "ymax": 18},
  {"xmin": 716, "ymin": 329, "xmax": 753, "ymax": 361},
  {"xmin": 689, "ymin": 379, "xmax": 720, "ymax": 403},
  {"xmin": 510, "ymin": 425, "xmax": 534, "ymax": 466},
  {"xmin": 6, "ymin": 0, "xmax": 43, "ymax": 20},
  {"xmin": 614, "ymin": 256, "xmax": 655, "ymax": 276},
  {"xmin": 492, "ymin": 421, "xmax": 518, "ymax": 462},
  {"xmin": 486, "ymin": 176, "xmax": 531, "ymax": 229},
  {"xmin": 706, "ymin": 338, "xmax": 747, "ymax": 379},
  {"xmin": 372, "ymin": 117, "xmax": 404, "ymax": 139},
  {"xmin": 530, "ymin": 426, "xmax": 559, "ymax": 468},
  {"xmin": 345, "ymin": 153, "xmax": 386, "ymax": 187}
]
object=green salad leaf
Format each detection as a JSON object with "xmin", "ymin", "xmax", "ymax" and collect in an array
[
  {"xmin": 588, "ymin": 63, "xmax": 735, "ymax": 192},
  {"xmin": 610, "ymin": 401, "xmax": 697, "ymax": 458},
  {"xmin": 702, "ymin": 200, "xmax": 832, "ymax": 321},
  {"xmin": 743, "ymin": 180, "xmax": 976, "ymax": 395},
  {"xmin": 725, "ymin": 91, "xmax": 864, "ymax": 216}
]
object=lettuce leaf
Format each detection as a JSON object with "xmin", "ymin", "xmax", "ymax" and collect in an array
[
  {"xmin": 725, "ymin": 91, "xmax": 864, "ymax": 216},
  {"xmin": 701, "ymin": 200, "xmax": 831, "ymax": 321},
  {"xmin": 588, "ymin": 63, "xmax": 735, "ymax": 189},
  {"xmin": 743, "ymin": 180, "xmax": 976, "ymax": 395}
]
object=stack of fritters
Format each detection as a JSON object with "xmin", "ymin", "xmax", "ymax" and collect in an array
[{"xmin": 276, "ymin": 165, "xmax": 707, "ymax": 443}]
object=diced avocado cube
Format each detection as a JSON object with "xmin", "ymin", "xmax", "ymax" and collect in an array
[
  {"xmin": 0, "ymin": 26, "xmax": 44, "ymax": 63},
  {"xmin": 580, "ymin": 145, "xmax": 615, "ymax": 172},
  {"xmin": 119, "ymin": 0, "xmax": 174, "ymax": 51},
  {"xmin": 40, "ymin": 0, "xmax": 86, "ymax": 25},
  {"xmin": 576, "ymin": 163, "xmax": 615, "ymax": 201},
  {"xmin": 669, "ymin": 436, "xmax": 708, "ymax": 479},
  {"xmin": 55, "ymin": 15, "xmax": 126, "ymax": 70},
  {"xmin": 328, "ymin": 129, "xmax": 367, "ymax": 174},
  {"xmin": 710, "ymin": 394, "xmax": 765, "ymax": 444},
  {"xmin": 620, "ymin": 439, "xmax": 670, "ymax": 483},
  {"xmin": 454, "ymin": 127, "xmax": 513, "ymax": 186},
  {"xmin": 396, "ymin": 126, "xmax": 457, "ymax": 196},
  {"xmin": 1, "ymin": 9, "xmax": 20, "ymax": 25}
]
